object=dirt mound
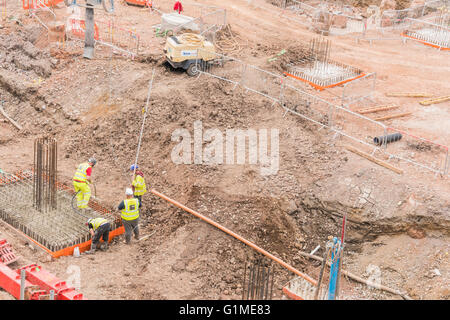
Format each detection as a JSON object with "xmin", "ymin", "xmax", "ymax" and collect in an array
[
  {"xmin": 0, "ymin": 25, "xmax": 65, "ymax": 134},
  {"xmin": 266, "ymin": 44, "xmax": 310, "ymax": 73},
  {"xmin": 0, "ymin": 28, "xmax": 53, "ymax": 79}
]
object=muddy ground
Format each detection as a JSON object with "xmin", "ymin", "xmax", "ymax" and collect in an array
[{"xmin": 0, "ymin": 0, "xmax": 449, "ymax": 300}]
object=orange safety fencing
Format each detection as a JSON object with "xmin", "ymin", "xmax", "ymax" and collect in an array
[
  {"xmin": 283, "ymin": 71, "xmax": 368, "ymax": 91},
  {"xmin": 401, "ymin": 32, "xmax": 450, "ymax": 50},
  {"xmin": 51, "ymin": 226, "xmax": 125, "ymax": 258},
  {"xmin": 22, "ymin": 0, "xmax": 64, "ymax": 10}
]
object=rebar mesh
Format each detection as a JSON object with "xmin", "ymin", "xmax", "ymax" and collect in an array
[
  {"xmin": 33, "ymin": 137, "xmax": 57, "ymax": 213},
  {"xmin": 0, "ymin": 170, "xmax": 120, "ymax": 253},
  {"xmin": 286, "ymin": 37, "xmax": 364, "ymax": 88}
]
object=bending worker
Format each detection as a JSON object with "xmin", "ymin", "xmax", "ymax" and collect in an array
[
  {"xmin": 86, "ymin": 217, "xmax": 111, "ymax": 254},
  {"xmin": 118, "ymin": 188, "xmax": 141, "ymax": 244},
  {"xmin": 73, "ymin": 158, "xmax": 97, "ymax": 213},
  {"xmin": 130, "ymin": 164, "xmax": 147, "ymax": 207}
]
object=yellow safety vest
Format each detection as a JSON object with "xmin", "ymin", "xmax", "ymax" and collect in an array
[
  {"xmin": 121, "ymin": 198, "xmax": 140, "ymax": 221},
  {"xmin": 132, "ymin": 175, "xmax": 147, "ymax": 196},
  {"xmin": 89, "ymin": 218, "xmax": 108, "ymax": 231},
  {"xmin": 73, "ymin": 162, "xmax": 91, "ymax": 183}
]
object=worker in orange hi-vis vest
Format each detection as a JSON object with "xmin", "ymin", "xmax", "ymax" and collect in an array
[{"xmin": 174, "ymin": 1, "xmax": 183, "ymax": 14}]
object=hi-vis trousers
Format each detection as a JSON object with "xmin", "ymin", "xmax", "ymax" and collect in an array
[{"xmin": 73, "ymin": 181, "xmax": 91, "ymax": 209}]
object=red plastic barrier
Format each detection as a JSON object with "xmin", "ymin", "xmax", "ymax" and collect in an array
[
  {"xmin": 0, "ymin": 239, "xmax": 19, "ymax": 265},
  {"xmin": 23, "ymin": 0, "xmax": 64, "ymax": 10}
]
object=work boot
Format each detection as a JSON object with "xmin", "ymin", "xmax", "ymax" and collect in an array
[
  {"xmin": 100, "ymin": 243, "xmax": 109, "ymax": 251},
  {"xmin": 85, "ymin": 242, "xmax": 97, "ymax": 254}
]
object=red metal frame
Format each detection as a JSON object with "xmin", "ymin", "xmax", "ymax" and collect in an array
[
  {"xmin": 0, "ymin": 239, "xmax": 19, "ymax": 265},
  {"xmin": 0, "ymin": 262, "xmax": 33, "ymax": 299},
  {"xmin": 19, "ymin": 264, "xmax": 84, "ymax": 300},
  {"xmin": 0, "ymin": 261, "xmax": 84, "ymax": 300}
]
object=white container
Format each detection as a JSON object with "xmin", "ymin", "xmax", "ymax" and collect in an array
[
  {"xmin": 73, "ymin": 246, "xmax": 80, "ymax": 258},
  {"xmin": 161, "ymin": 13, "xmax": 200, "ymax": 32}
]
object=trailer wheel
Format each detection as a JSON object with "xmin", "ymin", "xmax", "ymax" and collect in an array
[
  {"xmin": 186, "ymin": 63, "xmax": 199, "ymax": 77},
  {"xmin": 102, "ymin": 0, "xmax": 114, "ymax": 13}
]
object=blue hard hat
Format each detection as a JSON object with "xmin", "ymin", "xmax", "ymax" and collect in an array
[{"xmin": 130, "ymin": 164, "xmax": 138, "ymax": 171}]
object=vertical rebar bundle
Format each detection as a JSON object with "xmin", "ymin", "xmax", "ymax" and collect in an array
[
  {"xmin": 33, "ymin": 137, "xmax": 58, "ymax": 212},
  {"xmin": 309, "ymin": 36, "xmax": 331, "ymax": 73},
  {"xmin": 242, "ymin": 257, "xmax": 274, "ymax": 300}
]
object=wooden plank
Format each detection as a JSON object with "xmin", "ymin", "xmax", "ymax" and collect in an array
[
  {"xmin": 385, "ymin": 92, "xmax": 433, "ymax": 97},
  {"xmin": 345, "ymin": 145, "xmax": 403, "ymax": 174},
  {"xmin": 138, "ymin": 230, "xmax": 156, "ymax": 242},
  {"xmin": 373, "ymin": 112, "xmax": 412, "ymax": 121},
  {"xmin": 419, "ymin": 95, "xmax": 450, "ymax": 106},
  {"xmin": 0, "ymin": 107, "xmax": 22, "ymax": 130},
  {"xmin": 356, "ymin": 105, "xmax": 399, "ymax": 114}
]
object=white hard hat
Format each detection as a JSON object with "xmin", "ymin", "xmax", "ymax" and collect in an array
[{"xmin": 125, "ymin": 188, "xmax": 133, "ymax": 196}]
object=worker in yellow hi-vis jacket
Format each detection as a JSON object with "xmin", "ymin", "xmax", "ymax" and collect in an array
[
  {"xmin": 129, "ymin": 164, "xmax": 147, "ymax": 207},
  {"xmin": 85, "ymin": 217, "xmax": 111, "ymax": 254},
  {"xmin": 73, "ymin": 158, "xmax": 97, "ymax": 213},
  {"xmin": 118, "ymin": 188, "xmax": 141, "ymax": 244}
]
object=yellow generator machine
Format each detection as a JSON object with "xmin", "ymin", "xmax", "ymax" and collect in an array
[{"xmin": 164, "ymin": 33, "xmax": 218, "ymax": 76}]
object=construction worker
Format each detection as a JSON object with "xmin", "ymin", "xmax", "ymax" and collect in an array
[
  {"xmin": 73, "ymin": 157, "xmax": 97, "ymax": 213},
  {"xmin": 174, "ymin": 0, "xmax": 183, "ymax": 14},
  {"xmin": 118, "ymin": 188, "xmax": 141, "ymax": 244},
  {"xmin": 130, "ymin": 164, "xmax": 147, "ymax": 207},
  {"xmin": 86, "ymin": 217, "xmax": 111, "ymax": 254}
]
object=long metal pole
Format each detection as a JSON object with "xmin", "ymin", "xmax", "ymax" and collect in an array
[
  {"xmin": 132, "ymin": 68, "xmax": 156, "ymax": 178},
  {"xmin": 20, "ymin": 269, "xmax": 26, "ymax": 300},
  {"xmin": 83, "ymin": 3, "xmax": 95, "ymax": 59},
  {"xmin": 242, "ymin": 259, "xmax": 247, "ymax": 300}
]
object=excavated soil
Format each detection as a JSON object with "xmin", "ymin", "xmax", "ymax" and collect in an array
[{"xmin": 0, "ymin": 0, "xmax": 449, "ymax": 300}]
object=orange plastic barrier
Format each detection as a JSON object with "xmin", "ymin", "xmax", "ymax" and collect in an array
[
  {"xmin": 125, "ymin": 0, "xmax": 152, "ymax": 6},
  {"xmin": 23, "ymin": 0, "xmax": 64, "ymax": 10},
  {"xmin": 51, "ymin": 225, "xmax": 124, "ymax": 258},
  {"xmin": 68, "ymin": 18, "xmax": 100, "ymax": 41}
]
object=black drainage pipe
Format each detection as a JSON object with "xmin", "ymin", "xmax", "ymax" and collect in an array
[{"xmin": 374, "ymin": 133, "xmax": 402, "ymax": 146}]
